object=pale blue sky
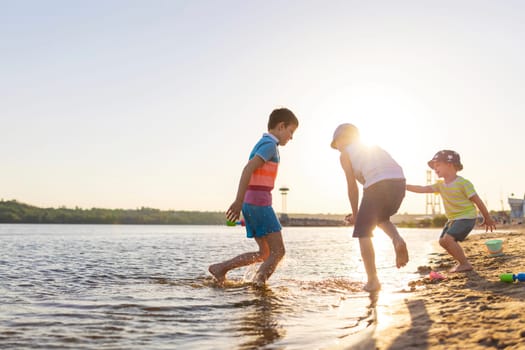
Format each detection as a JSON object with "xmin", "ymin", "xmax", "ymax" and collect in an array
[{"xmin": 2, "ymin": 1, "xmax": 524, "ymax": 214}]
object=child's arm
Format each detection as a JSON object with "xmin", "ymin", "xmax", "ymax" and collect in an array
[
  {"xmin": 406, "ymin": 184, "xmax": 434, "ymax": 193},
  {"xmin": 470, "ymin": 194, "xmax": 496, "ymax": 232},
  {"xmin": 340, "ymin": 153, "xmax": 359, "ymax": 225},
  {"xmin": 226, "ymin": 156, "xmax": 265, "ymax": 222}
]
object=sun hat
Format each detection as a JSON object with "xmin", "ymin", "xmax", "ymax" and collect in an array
[
  {"xmin": 427, "ymin": 150, "xmax": 463, "ymax": 170},
  {"xmin": 330, "ymin": 123, "xmax": 359, "ymax": 149}
]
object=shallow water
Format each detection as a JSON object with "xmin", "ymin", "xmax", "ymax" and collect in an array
[{"xmin": 0, "ymin": 224, "xmax": 443, "ymax": 349}]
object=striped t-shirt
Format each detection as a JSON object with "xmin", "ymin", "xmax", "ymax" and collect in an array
[
  {"xmin": 431, "ymin": 176, "xmax": 477, "ymax": 220},
  {"xmin": 244, "ymin": 133, "xmax": 280, "ymax": 206}
]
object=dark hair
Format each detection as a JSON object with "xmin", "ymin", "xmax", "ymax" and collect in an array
[{"xmin": 267, "ymin": 108, "xmax": 299, "ymax": 130}]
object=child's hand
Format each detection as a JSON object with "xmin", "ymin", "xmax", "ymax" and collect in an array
[
  {"xmin": 226, "ymin": 201, "xmax": 242, "ymax": 222},
  {"xmin": 480, "ymin": 217, "xmax": 496, "ymax": 232},
  {"xmin": 344, "ymin": 213, "xmax": 355, "ymax": 226}
]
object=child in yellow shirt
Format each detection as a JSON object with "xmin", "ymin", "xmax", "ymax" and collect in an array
[{"xmin": 407, "ymin": 150, "xmax": 496, "ymax": 272}]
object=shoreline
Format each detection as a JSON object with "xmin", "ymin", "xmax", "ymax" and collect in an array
[{"xmin": 373, "ymin": 228, "xmax": 525, "ymax": 349}]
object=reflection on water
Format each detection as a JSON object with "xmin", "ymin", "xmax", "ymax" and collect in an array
[
  {"xmin": 238, "ymin": 285, "xmax": 286, "ymax": 350},
  {"xmin": 0, "ymin": 225, "xmax": 438, "ymax": 349}
]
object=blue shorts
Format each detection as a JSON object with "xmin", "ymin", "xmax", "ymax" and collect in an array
[
  {"xmin": 242, "ymin": 203, "xmax": 282, "ymax": 238},
  {"xmin": 353, "ymin": 179, "xmax": 406, "ymax": 238},
  {"xmin": 440, "ymin": 219, "xmax": 476, "ymax": 241}
]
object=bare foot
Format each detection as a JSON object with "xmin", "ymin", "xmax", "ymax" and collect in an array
[
  {"xmin": 208, "ymin": 263, "xmax": 226, "ymax": 285},
  {"xmin": 253, "ymin": 272, "xmax": 267, "ymax": 287},
  {"xmin": 393, "ymin": 238, "xmax": 409, "ymax": 268},
  {"xmin": 449, "ymin": 263, "xmax": 473, "ymax": 273},
  {"xmin": 253, "ymin": 279, "xmax": 266, "ymax": 288},
  {"xmin": 363, "ymin": 279, "xmax": 381, "ymax": 292}
]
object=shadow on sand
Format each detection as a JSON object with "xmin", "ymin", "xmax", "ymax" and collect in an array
[
  {"xmin": 324, "ymin": 291, "xmax": 433, "ymax": 350},
  {"xmin": 384, "ymin": 298, "xmax": 431, "ymax": 350}
]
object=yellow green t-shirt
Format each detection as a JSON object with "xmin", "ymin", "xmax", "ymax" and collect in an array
[{"xmin": 432, "ymin": 176, "xmax": 477, "ymax": 220}]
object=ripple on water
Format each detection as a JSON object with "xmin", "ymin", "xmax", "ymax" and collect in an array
[{"xmin": 0, "ymin": 225, "xmax": 438, "ymax": 350}]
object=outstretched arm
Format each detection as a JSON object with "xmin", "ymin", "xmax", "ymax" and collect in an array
[
  {"xmin": 226, "ymin": 156, "xmax": 265, "ymax": 222},
  {"xmin": 406, "ymin": 184, "xmax": 434, "ymax": 193},
  {"xmin": 470, "ymin": 194, "xmax": 496, "ymax": 232},
  {"xmin": 340, "ymin": 153, "xmax": 359, "ymax": 225}
]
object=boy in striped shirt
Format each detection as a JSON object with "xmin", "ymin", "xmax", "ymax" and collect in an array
[
  {"xmin": 407, "ymin": 150, "xmax": 496, "ymax": 272},
  {"xmin": 209, "ymin": 108, "xmax": 298, "ymax": 286}
]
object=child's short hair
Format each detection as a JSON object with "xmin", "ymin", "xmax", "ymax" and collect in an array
[
  {"xmin": 268, "ymin": 108, "xmax": 299, "ymax": 129},
  {"xmin": 330, "ymin": 123, "xmax": 360, "ymax": 149}
]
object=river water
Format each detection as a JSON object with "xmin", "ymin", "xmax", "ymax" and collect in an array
[{"xmin": 0, "ymin": 224, "xmax": 443, "ymax": 349}]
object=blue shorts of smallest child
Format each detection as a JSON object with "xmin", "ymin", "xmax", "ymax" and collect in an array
[
  {"xmin": 242, "ymin": 203, "xmax": 282, "ymax": 238},
  {"xmin": 440, "ymin": 219, "xmax": 476, "ymax": 242}
]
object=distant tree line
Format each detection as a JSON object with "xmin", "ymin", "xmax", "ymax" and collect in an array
[
  {"xmin": 397, "ymin": 212, "xmax": 507, "ymax": 228},
  {"xmin": 0, "ymin": 200, "xmax": 226, "ymax": 225},
  {"xmin": 398, "ymin": 215, "xmax": 448, "ymax": 228},
  {"xmin": 1, "ymin": 199, "xmax": 504, "ymax": 227}
]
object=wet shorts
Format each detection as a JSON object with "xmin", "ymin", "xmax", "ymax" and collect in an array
[
  {"xmin": 242, "ymin": 203, "xmax": 282, "ymax": 238},
  {"xmin": 440, "ymin": 219, "xmax": 476, "ymax": 241},
  {"xmin": 353, "ymin": 179, "xmax": 406, "ymax": 238}
]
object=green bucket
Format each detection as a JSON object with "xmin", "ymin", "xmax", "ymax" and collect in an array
[{"xmin": 485, "ymin": 239, "xmax": 503, "ymax": 257}]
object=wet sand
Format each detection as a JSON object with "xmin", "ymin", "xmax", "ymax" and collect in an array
[{"xmin": 374, "ymin": 227, "xmax": 525, "ymax": 349}]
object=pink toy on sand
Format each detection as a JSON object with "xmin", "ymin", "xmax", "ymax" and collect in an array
[{"xmin": 429, "ymin": 271, "xmax": 446, "ymax": 281}]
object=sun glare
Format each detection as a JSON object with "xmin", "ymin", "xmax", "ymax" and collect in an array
[
  {"xmin": 294, "ymin": 82, "xmax": 428, "ymax": 213},
  {"xmin": 371, "ymin": 227, "xmax": 391, "ymax": 252},
  {"xmin": 313, "ymin": 82, "xmax": 426, "ymax": 154}
]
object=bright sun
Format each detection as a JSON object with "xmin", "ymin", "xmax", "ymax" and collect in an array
[
  {"xmin": 313, "ymin": 82, "xmax": 426, "ymax": 153},
  {"xmin": 284, "ymin": 81, "xmax": 430, "ymax": 214}
]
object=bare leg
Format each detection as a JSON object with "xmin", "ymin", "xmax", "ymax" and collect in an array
[
  {"xmin": 359, "ymin": 237, "xmax": 381, "ymax": 292},
  {"xmin": 209, "ymin": 238, "xmax": 270, "ymax": 284},
  {"xmin": 439, "ymin": 234, "xmax": 472, "ymax": 273},
  {"xmin": 253, "ymin": 232, "xmax": 285, "ymax": 286},
  {"xmin": 378, "ymin": 221, "xmax": 409, "ymax": 268}
]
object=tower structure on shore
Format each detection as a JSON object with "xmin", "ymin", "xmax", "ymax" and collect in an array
[
  {"xmin": 508, "ymin": 194, "xmax": 525, "ymax": 222},
  {"xmin": 279, "ymin": 187, "xmax": 289, "ymax": 214},
  {"xmin": 425, "ymin": 170, "xmax": 442, "ymax": 216}
]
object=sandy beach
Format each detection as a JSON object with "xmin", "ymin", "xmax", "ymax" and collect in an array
[{"xmin": 371, "ymin": 227, "xmax": 525, "ymax": 350}]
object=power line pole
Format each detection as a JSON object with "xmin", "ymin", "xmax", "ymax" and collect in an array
[{"xmin": 425, "ymin": 170, "xmax": 441, "ymax": 216}]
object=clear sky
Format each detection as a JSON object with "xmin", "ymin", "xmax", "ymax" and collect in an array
[{"xmin": 2, "ymin": 1, "xmax": 524, "ymax": 215}]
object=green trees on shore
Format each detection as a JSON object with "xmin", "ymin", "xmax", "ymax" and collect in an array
[
  {"xmin": 398, "ymin": 215, "xmax": 448, "ymax": 228},
  {"xmin": 0, "ymin": 200, "xmax": 225, "ymax": 225},
  {"xmin": 1, "ymin": 199, "xmax": 486, "ymax": 227}
]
